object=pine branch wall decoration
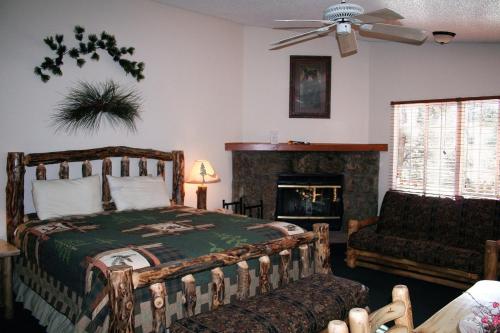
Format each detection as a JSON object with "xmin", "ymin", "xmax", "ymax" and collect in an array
[
  {"xmin": 52, "ymin": 80, "xmax": 142, "ymax": 134},
  {"xmin": 34, "ymin": 26, "xmax": 145, "ymax": 82}
]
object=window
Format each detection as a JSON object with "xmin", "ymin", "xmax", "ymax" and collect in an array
[{"xmin": 391, "ymin": 96, "xmax": 500, "ymax": 199}]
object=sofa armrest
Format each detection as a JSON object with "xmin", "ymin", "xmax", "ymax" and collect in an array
[
  {"xmin": 347, "ymin": 217, "xmax": 379, "ymax": 239},
  {"xmin": 484, "ymin": 240, "xmax": 500, "ymax": 280}
]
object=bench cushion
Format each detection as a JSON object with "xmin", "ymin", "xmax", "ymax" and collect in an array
[{"xmin": 170, "ymin": 273, "xmax": 369, "ymax": 333}]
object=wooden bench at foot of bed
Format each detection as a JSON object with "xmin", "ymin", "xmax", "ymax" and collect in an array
[
  {"xmin": 170, "ymin": 273, "xmax": 368, "ymax": 333},
  {"xmin": 107, "ymin": 223, "xmax": 369, "ymax": 333}
]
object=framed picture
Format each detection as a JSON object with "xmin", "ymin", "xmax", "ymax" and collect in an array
[{"xmin": 289, "ymin": 56, "xmax": 331, "ymax": 119}]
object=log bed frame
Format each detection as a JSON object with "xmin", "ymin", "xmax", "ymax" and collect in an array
[{"xmin": 5, "ymin": 146, "xmax": 331, "ymax": 333}]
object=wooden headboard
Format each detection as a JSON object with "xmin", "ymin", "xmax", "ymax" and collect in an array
[{"xmin": 6, "ymin": 146, "xmax": 185, "ymax": 241}]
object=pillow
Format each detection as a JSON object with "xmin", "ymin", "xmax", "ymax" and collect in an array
[
  {"xmin": 106, "ymin": 175, "xmax": 170, "ymax": 211},
  {"xmin": 32, "ymin": 175, "xmax": 103, "ymax": 220}
]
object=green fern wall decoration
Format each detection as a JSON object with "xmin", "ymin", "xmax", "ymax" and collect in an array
[{"xmin": 34, "ymin": 25, "xmax": 145, "ymax": 82}]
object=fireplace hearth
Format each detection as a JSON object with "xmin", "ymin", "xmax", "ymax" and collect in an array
[{"xmin": 275, "ymin": 174, "xmax": 343, "ymax": 230}]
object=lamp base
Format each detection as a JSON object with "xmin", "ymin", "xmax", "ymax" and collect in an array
[{"xmin": 196, "ymin": 185, "xmax": 207, "ymax": 210}]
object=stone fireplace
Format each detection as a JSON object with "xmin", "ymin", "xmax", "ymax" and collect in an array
[{"xmin": 226, "ymin": 143, "xmax": 387, "ymax": 230}]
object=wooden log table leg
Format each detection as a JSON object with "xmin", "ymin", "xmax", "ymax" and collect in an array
[{"xmin": 2, "ymin": 256, "xmax": 13, "ymax": 319}]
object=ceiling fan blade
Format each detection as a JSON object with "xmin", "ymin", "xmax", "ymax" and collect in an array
[
  {"xmin": 353, "ymin": 8, "xmax": 404, "ymax": 24},
  {"xmin": 270, "ymin": 23, "xmax": 336, "ymax": 46},
  {"xmin": 360, "ymin": 23, "xmax": 427, "ymax": 44},
  {"xmin": 275, "ymin": 19, "xmax": 334, "ymax": 24},
  {"xmin": 337, "ymin": 32, "xmax": 358, "ymax": 56}
]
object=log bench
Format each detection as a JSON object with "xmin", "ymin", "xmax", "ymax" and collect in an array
[
  {"xmin": 170, "ymin": 273, "xmax": 369, "ymax": 333},
  {"xmin": 347, "ymin": 190, "xmax": 500, "ymax": 289}
]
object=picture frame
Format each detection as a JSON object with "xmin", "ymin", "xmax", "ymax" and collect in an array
[{"xmin": 289, "ymin": 56, "xmax": 331, "ymax": 119}]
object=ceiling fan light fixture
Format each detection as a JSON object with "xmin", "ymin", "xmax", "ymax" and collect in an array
[
  {"xmin": 432, "ymin": 31, "xmax": 456, "ymax": 44},
  {"xmin": 337, "ymin": 22, "xmax": 352, "ymax": 35}
]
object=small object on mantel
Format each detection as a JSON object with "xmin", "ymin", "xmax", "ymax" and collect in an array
[
  {"xmin": 225, "ymin": 142, "xmax": 388, "ymax": 152},
  {"xmin": 0, "ymin": 239, "xmax": 20, "ymax": 320},
  {"xmin": 288, "ymin": 140, "xmax": 310, "ymax": 145}
]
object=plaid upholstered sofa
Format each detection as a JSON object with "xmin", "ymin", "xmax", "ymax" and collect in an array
[{"xmin": 347, "ymin": 190, "xmax": 500, "ymax": 289}]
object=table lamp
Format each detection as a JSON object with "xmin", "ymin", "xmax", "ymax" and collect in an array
[{"xmin": 186, "ymin": 159, "xmax": 220, "ymax": 209}]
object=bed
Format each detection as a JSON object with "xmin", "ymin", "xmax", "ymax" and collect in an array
[{"xmin": 5, "ymin": 146, "xmax": 333, "ymax": 333}]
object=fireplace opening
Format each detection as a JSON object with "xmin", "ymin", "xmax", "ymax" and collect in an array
[{"xmin": 275, "ymin": 173, "xmax": 344, "ymax": 231}]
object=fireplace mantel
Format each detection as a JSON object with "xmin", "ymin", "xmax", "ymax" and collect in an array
[{"xmin": 225, "ymin": 142, "xmax": 388, "ymax": 152}]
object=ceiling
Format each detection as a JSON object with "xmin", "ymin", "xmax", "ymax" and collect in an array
[{"xmin": 155, "ymin": 0, "xmax": 500, "ymax": 43}]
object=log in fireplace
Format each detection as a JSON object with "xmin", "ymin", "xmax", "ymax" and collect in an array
[{"xmin": 275, "ymin": 173, "xmax": 343, "ymax": 231}]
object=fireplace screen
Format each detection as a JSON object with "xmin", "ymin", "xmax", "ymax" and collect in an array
[{"xmin": 275, "ymin": 174, "xmax": 343, "ymax": 230}]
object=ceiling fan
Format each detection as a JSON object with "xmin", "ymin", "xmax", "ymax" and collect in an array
[{"xmin": 271, "ymin": 0, "xmax": 428, "ymax": 56}]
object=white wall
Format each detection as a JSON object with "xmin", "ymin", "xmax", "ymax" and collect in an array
[
  {"xmin": 369, "ymin": 42, "xmax": 500, "ymax": 204},
  {"xmin": 0, "ymin": 0, "xmax": 243, "ymax": 239},
  {"xmin": 241, "ymin": 26, "xmax": 372, "ymax": 143}
]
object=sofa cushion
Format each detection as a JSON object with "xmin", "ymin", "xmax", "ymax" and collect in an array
[
  {"xmin": 432, "ymin": 196, "xmax": 463, "ymax": 247},
  {"xmin": 403, "ymin": 195, "xmax": 436, "ymax": 241},
  {"xmin": 405, "ymin": 241, "xmax": 483, "ymax": 274},
  {"xmin": 460, "ymin": 198, "xmax": 498, "ymax": 251},
  {"xmin": 349, "ymin": 228, "xmax": 483, "ymax": 274},
  {"xmin": 377, "ymin": 191, "xmax": 409, "ymax": 236},
  {"xmin": 170, "ymin": 273, "xmax": 369, "ymax": 333}
]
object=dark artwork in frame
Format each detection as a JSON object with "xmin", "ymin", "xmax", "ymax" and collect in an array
[{"xmin": 289, "ymin": 56, "xmax": 331, "ymax": 119}]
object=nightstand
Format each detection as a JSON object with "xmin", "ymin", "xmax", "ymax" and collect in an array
[{"xmin": 0, "ymin": 240, "xmax": 20, "ymax": 319}]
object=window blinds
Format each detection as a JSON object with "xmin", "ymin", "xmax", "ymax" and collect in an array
[{"xmin": 390, "ymin": 96, "xmax": 500, "ymax": 199}]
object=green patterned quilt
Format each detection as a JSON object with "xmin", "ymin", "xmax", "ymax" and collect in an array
[{"xmin": 14, "ymin": 206, "xmax": 307, "ymax": 332}]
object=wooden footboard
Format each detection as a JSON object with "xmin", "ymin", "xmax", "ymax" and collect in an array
[{"xmin": 107, "ymin": 223, "xmax": 330, "ymax": 333}]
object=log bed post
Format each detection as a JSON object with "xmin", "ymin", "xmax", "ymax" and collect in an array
[
  {"xmin": 157, "ymin": 160, "xmax": 165, "ymax": 180},
  {"xmin": 211, "ymin": 267, "xmax": 225, "ymax": 310},
  {"xmin": 82, "ymin": 160, "xmax": 92, "ymax": 177},
  {"xmin": 259, "ymin": 255, "xmax": 271, "ymax": 294},
  {"xmin": 181, "ymin": 274, "xmax": 196, "ymax": 317},
  {"xmin": 102, "ymin": 158, "xmax": 112, "ymax": 203},
  {"xmin": 299, "ymin": 244, "xmax": 311, "ymax": 278},
  {"xmin": 279, "ymin": 249, "xmax": 291, "ymax": 287},
  {"xmin": 484, "ymin": 240, "xmax": 499, "ymax": 280},
  {"xmin": 107, "ymin": 265, "xmax": 134, "ymax": 333},
  {"xmin": 121, "ymin": 156, "xmax": 130, "ymax": 177},
  {"xmin": 149, "ymin": 282, "xmax": 167, "ymax": 333},
  {"xmin": 36, "ymin": 163, "xmax": 46, "ymax": 180},
  {"xmin": 236, "ymin": 261, "xmax": 250, "ymax": 300},
  {"xmin": 172, "ymin": 151, "xmax": 185, "ymax": 205},
  {"xmin": 59, "ymin": 161, "xmax": 69, "ymax": 179},
  {"xmin": 314, "ymin": 223, "xmax": 331, "ymax": 274},
  {"xmin": 6, "ymin": 152, "xmax": 25, "ymax": 243},
  {"xmin": 139, "ymin": 157, "xmax": 148, "ymax": 176}
]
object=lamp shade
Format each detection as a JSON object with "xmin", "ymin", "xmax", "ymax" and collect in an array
[{"xmin": 186, "ymin": 160, "xmax": 220, "ymax": 185}]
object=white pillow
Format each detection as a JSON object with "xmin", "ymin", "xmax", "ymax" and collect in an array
[
  {"xmin": 106, "ymin": 175, "xmax": 170, "ymax": 211},
  {"xmin": 32, "ymin": 175, "xmax": 103, "ymax": 220}
]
